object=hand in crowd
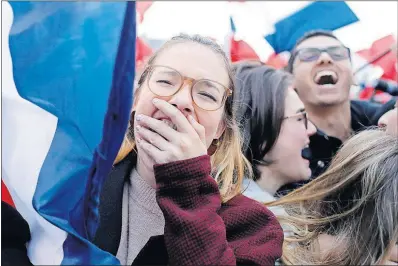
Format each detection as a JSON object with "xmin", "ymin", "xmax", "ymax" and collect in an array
[{"xmin": 135, "ymin": 98, "xmax": 208, "ymax": 165}]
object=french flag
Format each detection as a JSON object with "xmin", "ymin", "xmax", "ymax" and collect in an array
[
  {"xmin": 260, "ymin": 1, "xmax": 396, "ymax": 94},
  {"xmin": 136, "ymin": 37, "xmax": 153, "ymax": 69},
  {"xmin": 2, "ymin": 2, "xmax": 136, "ymax": 265},
  {"xmin": 356, "ymin": 34, "xmax": 397, "ymax": 83},
  {"xmin": 355, "ymin": 34, "xmax": 397, "ymax": 102},
  {"xmin": 264, "ymin": 1, "xmax": 359, "ymax": 54},
  {"xmin": 226, "ymin": 16, "xmax": 260, "ymax": 62}
]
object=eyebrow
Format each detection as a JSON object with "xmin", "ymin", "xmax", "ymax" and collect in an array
[{"xmin": 158, "ymin": 70, "xmax": 180, "ymax": 77}]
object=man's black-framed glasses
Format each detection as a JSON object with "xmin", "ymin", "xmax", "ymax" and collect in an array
[{"xmin": 294, "ymin": 46, "xmax": 351, "ymax": 62}]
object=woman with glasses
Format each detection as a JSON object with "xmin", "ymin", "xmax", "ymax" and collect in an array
[
  {"xmin": 95, "ymin": 34, "xmax": 284, "ymax": 265},
  {"xmin": 233, "ymin": 62, "xmax": 316, "ymax": 206},
  {"xmin": 2, "ymin": 34, "xmax": 284, "ymax": 265}
]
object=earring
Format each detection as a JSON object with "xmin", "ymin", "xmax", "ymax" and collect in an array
[{"xmin": 207, "ymin": 139, "xmax": 220, "ymax": 156}]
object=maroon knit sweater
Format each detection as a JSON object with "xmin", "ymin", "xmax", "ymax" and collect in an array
[
  {"xmin": 153, "ymin": 154, "xmax": 283, "ymax": 265},
  {"xmin": 1, "ymin": 153, "xmax": 283, "ymax": 266}
]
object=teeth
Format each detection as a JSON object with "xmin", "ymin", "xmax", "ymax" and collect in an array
[
  {"xmin": 161, "ymin": 119, "xmax": 177, "ymax": 130},
  {"xmin": 314, "ymin": 70, "xmax": 338, "ymax": 83},
  {"xmin": 320, "ymin": 84, "xmax": 335, "ymax": 88}
]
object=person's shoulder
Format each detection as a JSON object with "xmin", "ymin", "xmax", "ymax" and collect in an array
[
  {"xmin": 224, "ymin": 193, "xmax": 266, "ymax": 208},
  {"xmin": 221, "ymin": 193, "xmax": 280, "ymax": 224},
  {"xmin": 220, "ymin": 194, "xmax": 284, "ymax": 264},
  {"xmin": 351, "ymin": 98, "xmax": 396, "ymax": 125},
  {"xmin": 351, "ymin": 99, "xmax": 382, "ymax": 112}
]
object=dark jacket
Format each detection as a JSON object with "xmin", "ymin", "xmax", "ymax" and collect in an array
[
  {"xmin": 279, "ymin": 98, "xmax": 396, "ymax": 195},
  {"xmin": 1, "ymin": 201, "xmax": 33, "ymax": 266},
  {"xmin": 2, "ymin": 152, "xmax": 284, "ymax": 265}
]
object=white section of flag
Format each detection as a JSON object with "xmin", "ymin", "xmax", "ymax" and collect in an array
[{"xmin": 1, "ymin": 2, "xmax": 67, "ymax": 264}]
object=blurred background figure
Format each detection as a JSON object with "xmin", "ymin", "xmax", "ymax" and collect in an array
[
  {"xmin": 270, "ymin": 129, "xmax": 398, "ymax": 265},
  {"xmin": 378, "ymin": 99, "xmax": 398, "ymax": 136},
  {"xmin": 233, "ymin": 62, "xmax": 316, "ymax": 207}
]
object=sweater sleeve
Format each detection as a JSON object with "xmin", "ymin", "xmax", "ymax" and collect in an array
[{"xmin": 154, "ymin": 155, "xmax": 283, "ymax": 265}]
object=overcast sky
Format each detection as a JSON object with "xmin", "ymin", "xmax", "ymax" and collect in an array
[{"xmin": 139, "ymin": 1, "xmax": 398, "ymax": 60}]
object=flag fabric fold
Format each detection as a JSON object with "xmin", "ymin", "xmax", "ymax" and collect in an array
[
  {"xmin": 357, "ymin": 35, "xmax": 397, "ymax": 82},
  {"xmin": 265, "ymin": 1, "xmax": 359, "ymax": 53},
  {"xmin": 2, "ymin": 2, "xmax": 136, "ymax": 264},
  {"xmin": 228, "ymin": 16, "xmax": 260, "ymax": 62},
  {"xmin": 136, "ymin": 1, "xmax": 153, "ymax": 23}
]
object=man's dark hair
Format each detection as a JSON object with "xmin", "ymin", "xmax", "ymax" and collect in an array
[
  {"xmin": 234, "ymin": 62, "xmax": 293, "ymax": 181},
  {"xmin": 286, "ymin": 30, "xmax": 341, "ymax": 73}
]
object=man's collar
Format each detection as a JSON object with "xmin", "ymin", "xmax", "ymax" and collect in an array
[{"xmin": 311, "ymin": 101, "xmax": 365, "ymax": 141}]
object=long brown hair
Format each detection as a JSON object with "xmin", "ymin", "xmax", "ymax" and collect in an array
[
  {"xmin": 115, "ymin": 34, "xmax": 252, "ymax": 201},
  {"xmin": 268, "ymin": 129, "xmax": 398, "ymax": 265}
]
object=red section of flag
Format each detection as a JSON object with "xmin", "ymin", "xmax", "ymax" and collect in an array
[
  {"xmin": 2, "ymin": 180, "xmax": 15, "ymax": 207},
  {"xmin": 136, "ymin": 37, "xmax": 153, "ymax": 68},
  {"xmin": 357, "ymin": 35, "xmax": 397, "ymax": 82},
  {"xmin": 136, "ymin": 1, "xmax": 153, "ymax": 23},
  {"xmin": 265, "ymin": 53, "xmax": 287, "ymax": 69},
  {"xmin": 230, "ymin": 38, "xmax": 260, "ymax": 62}
]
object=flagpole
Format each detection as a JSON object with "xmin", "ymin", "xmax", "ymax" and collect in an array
[{"xmin": 354, "ymin": 44, "xmax": 396, "ymax": 75}]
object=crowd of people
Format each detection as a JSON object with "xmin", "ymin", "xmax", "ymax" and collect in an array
[{"xmin": 3, "ymin": 30, "xmax": 397, "ymax": 265}]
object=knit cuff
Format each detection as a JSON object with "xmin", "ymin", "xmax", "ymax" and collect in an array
[{"xmin": 153, "ymin": 155, "xmax": 211, "ymax": 184}]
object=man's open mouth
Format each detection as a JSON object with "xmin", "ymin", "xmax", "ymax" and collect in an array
[{"xmin": 314, "ymin": 70, "xmax": 338, "ymax": 85}]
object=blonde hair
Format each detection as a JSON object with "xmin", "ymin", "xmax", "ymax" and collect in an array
[
  {"xmin": 115, "ymin": 34, "xmax": 252, "ymax": 202},
  {"xmin": 268, "ymin": 129, "xmax": 398, "ymax": 265}
]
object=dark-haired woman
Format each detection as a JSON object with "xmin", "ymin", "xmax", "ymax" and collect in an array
[{"xmin": 233, "ymin": 62, "xmax": 316, "ymax": 205}]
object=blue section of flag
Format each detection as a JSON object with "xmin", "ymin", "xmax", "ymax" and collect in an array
[
  {"xmin": 230, "ymin": 16, "xmax": 236, "ymax": 33},
  {"xmin": 8, "ymin": 2, "xmax": 136, "ymax": 264},
  {"xmin": 265, "ymin": 1, "xmax": 359, "ymax": 53}
]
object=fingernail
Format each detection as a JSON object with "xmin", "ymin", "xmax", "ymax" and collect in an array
[
  {"xmin": 152, "ymin": 98, "xmax": 159, "ymax": 104},
  {"xmin": 136, "ymin": 125, "xmax": 141, "ymax": 131},
  {"xmin": 136, "ymin": 114, "xmax": 142, "ymax": 121}
]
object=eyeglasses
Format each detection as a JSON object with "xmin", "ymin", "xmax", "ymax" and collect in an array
[
  {"xmin": 283, "ymin": 112, "xmax": 308, "ymax": 129},
  {"xmin": 294, "ymin": 46, "xmax": 351, "ymax": 62},
  {"xmin": 145, "ymin": 65, "xmax": 232, "ymax": 111}
]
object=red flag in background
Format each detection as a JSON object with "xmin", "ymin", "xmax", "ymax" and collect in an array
[
  {"xmin": 357, "ymin": 35, "xmax": 397, "ymax": 82},
  {"xmin": 265, "ymin": 53, "xmax": 287, "ymax": 69},
  {"xmin": 2, "ymin": 180, "xmax": 15, "ymax": 207},
  {"xmin": 137, "ymin": 1, "xmax": 153, "ymax": 23},
  {"xmin": 228, "ymin": 17, "xmax": 260, "ymax": 62},
  {"xmin": 230, "ymin": 39, "xmax": 260, "ymax": 62},
  {"xmin": 136, "ymin": 37, "xmax": 153, "ymax": 68}
]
